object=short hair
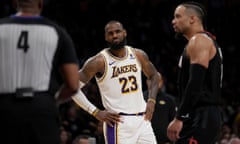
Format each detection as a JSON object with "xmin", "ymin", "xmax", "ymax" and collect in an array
[
  {"xmin": 104, "ymin": 20, "xmax": 125, "ymax": 32},
  {"xmin": 17, "ymin": 0, "xmax": 39, "ymax": 7},
  {"xmin": 180, "ymin": 1, "xmax": 207, "ymax": 29},
  {"xmin": 17, "ymin": 0, "xmax": 35, "ymax": 3}
]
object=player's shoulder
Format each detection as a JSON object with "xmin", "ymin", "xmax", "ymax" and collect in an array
[
  {"xmin": 82, "ymin": 51, "xmax": 105, "ymax": 75},
  {"xmin": 189, "ymin": 33, "xmax": 214, "ymax": 51},
  {"xmin": 86, "ymin": 51, "xmax": 105, "ymax": 66},
  {"xmin": 191, "ymin": 32, "xmax": 214, "ymax": 44},
  {"xmin": 127, "ymin": 46, "xmax": 142, "ymax": 52},
  {"xmin": 127, "ymin": 46, "xmax": 147, "ymax": 58}
]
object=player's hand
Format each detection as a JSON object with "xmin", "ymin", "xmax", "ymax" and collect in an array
[
  {"xmin": 167, "ymin": 118, "xmax": 183, "ymax": 141},
  {"xmin": 94, "ymin": 110, "xmax": 121, "ymax": 127},
  {"xmin": 144, "ymin": 100, "xmax": 155, "ymax": 121}
]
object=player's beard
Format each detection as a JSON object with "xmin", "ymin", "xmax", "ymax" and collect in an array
[
  {"xmin": 174, "ymin": 32, "xmax": 183, "ymax": 40},
  {"xmin": 107, "ymin": 37, "xmax": 127, "ymax": 50}
]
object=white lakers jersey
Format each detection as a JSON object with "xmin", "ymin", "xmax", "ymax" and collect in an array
[{"xmin": 95, "ymin": 46, "xmax": 146, "ymax": 113}]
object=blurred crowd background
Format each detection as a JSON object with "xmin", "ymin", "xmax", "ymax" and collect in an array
[{"xmin": 1, "ymin": 0, "xmax": 240, "ymax": 143}]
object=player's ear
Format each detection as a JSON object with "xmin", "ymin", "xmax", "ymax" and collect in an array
[
  {"xmin": 104, "ymin": 33, "xmax": 108, "ymax": 42},
  {"xmin": 123, "ymin": 29, "xmax": 127, "ymax": 37}
]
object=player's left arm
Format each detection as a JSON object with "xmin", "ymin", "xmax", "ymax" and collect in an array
[{"xmin": 134, "ymin": 48, "xmax": 161, "ymax": 120}]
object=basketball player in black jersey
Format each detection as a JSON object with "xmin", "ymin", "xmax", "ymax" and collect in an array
[
  {"xmin": 0, "ymin": 0, "xmax": 79, "ymax": 144},
  {"xmin": 167, "ymin": 1, "xmax": 223, "ymax": 144}
]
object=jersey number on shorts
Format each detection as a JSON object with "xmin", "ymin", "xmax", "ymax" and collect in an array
[
  {"xmin": 17, "ymin": 31, "xmax": 29, "ymax": 53},
  {"xmin": 119, "ymin": 75, "xmax": 138, "ymax": 94}
]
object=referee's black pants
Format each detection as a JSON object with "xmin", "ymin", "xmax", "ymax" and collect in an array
[{"xmin": 0, "ymin": 92, "xmax": 61, "ymax": 144}]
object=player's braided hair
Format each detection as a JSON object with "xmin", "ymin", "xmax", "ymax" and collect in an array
[{"xmin": 181, "ymin": 1, "xmax": 208, "ymax": 30}]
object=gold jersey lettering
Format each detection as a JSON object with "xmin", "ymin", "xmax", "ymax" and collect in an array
[{"xmin": 111, "ymin": 64, "xmax": 137, "ymax": 78}]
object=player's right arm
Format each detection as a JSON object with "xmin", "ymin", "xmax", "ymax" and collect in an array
[
  {"xmin": 72, "ymin": 54, "xmax": 120, "ymax": 126},
  {"xmin": 78, "ymin": 54, "xmax": 103, "ymax": 83}
]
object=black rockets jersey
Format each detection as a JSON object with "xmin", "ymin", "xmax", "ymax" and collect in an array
[
  {"xmin": 177, "ymin": 31, "xmax": 223, "ymax": 112},
  {"xmin": 0, "ymin": 15, "xmax": 78, "ymax": 94}
]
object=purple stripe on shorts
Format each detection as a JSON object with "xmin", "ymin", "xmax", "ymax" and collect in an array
[{"xmin": 106, "ymin": 123, "xmax": 116, "ymax": 144}]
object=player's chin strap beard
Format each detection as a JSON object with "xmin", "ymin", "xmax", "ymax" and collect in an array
[{"xmin": 108, "ymin": 38, "xmax": 127, "ymax": 50}]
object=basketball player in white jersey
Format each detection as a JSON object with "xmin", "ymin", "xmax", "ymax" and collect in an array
[{"xmin": 72, "ymin": 20, "xmax": 162, "ymax": 144}]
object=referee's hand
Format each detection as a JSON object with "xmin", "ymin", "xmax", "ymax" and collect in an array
[{"xmin": 94, "ymin": 110, "xmax": 121, "ymax": 127}]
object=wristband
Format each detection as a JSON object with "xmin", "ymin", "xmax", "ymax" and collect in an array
[
  {"xmin": 92, "ymin": 108, "xmax": 100, "ymax": 117},
  {"xmin": 147, "ymin": 98, "xmax": 156, "ymax": 104}
]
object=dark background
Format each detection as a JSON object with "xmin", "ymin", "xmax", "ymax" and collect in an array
[{"xmin": 1, "ymin": 0, "xmax": 240, "ymax": 107}]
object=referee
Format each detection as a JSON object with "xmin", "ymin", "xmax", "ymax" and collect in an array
[{"xmin": 0, "ymin": 0, "xmax": 79, "ymax": 144}]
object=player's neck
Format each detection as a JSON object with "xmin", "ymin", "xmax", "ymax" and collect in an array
[
  {"xmin": 184, "ymin": 26, "xmax": 204, "ymax": 40},
  {"xmin": 16, "ymin": 11, "xmax": 40, "ymax": 17},
  {"xmin": 109, "ymin": 47, "xmax": 127, "ymax": 58}
]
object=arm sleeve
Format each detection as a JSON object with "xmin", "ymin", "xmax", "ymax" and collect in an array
[
  {"xmin": 176, "ymin": 64, "xmax": 206, "ymax": 120},
  {"xmin": 72, "ymin": 88, "xmax": 97, "ymax": 115}
]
